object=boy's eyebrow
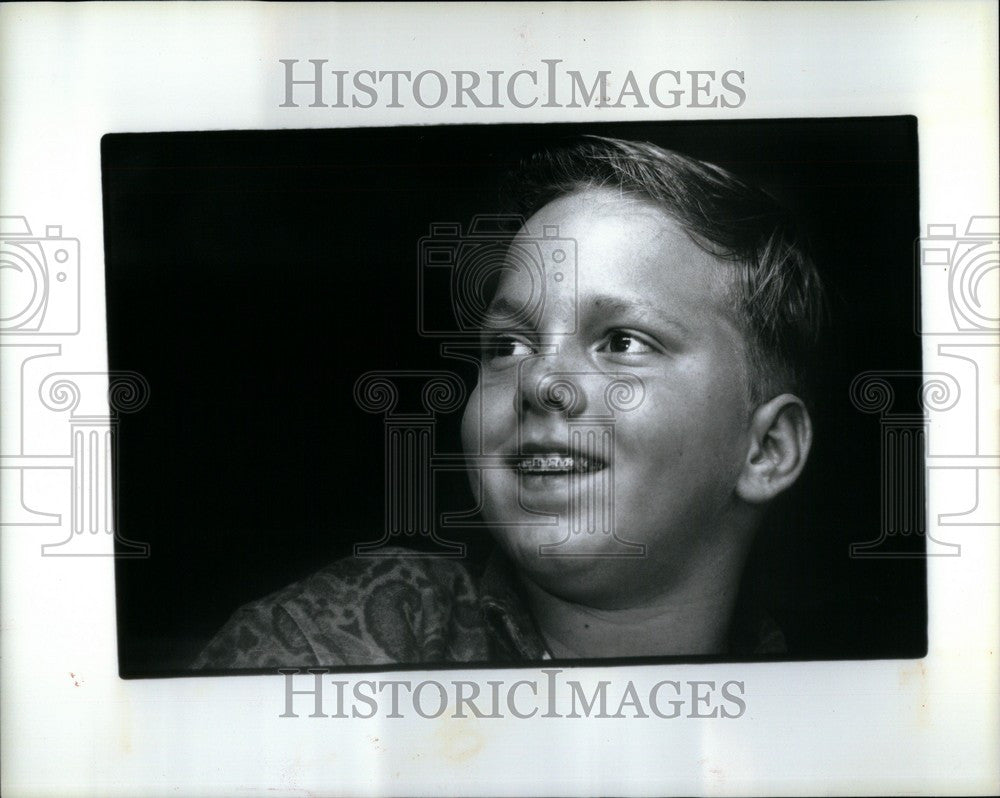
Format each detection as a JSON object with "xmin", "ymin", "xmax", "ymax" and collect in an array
[
  {"xmin": 586, "ymin": 294, "xmax": 691, "ymax": 333},
  {"xmin": 483, "ymin": 293, "xmax": 692, "ymax": 333},
  {"xmin": 482, "ymin": 295, "xmax": 538, "ymax": 328}
]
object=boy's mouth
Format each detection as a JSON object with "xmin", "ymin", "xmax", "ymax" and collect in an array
[{"xmin": 515, "ymin": 452, "xmax": 608, "ymax": 475}]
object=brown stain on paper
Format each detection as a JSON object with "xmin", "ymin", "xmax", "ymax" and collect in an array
[
  {"xmin": 898, "ymin": 660, "xmax": 931, "ymax": 728},
  {"xmin": 434, "ymin": 717, "xmax": 486, "ymax": 764}
]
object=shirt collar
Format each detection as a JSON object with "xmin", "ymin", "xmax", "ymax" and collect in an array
[
  {"xmin": 476, "ymin": 548, "xmax": 787, "ymax": 660},
  {"xmin": 478, "ymin": 549, "xmax": 549, "ymax": 661}
]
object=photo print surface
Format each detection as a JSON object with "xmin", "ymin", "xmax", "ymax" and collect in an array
[{"xmin": 101, "ymin": 118, "xmax": 926, "ymax": 677}]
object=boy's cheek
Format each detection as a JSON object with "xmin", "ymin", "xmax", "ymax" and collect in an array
[
  {"xmin": 460, "ymin": 385, "xmax": 485, "ymax": 452},
  {"xmin": 461, "ymin": 382, "xmax": 514, "ymax": 447}
]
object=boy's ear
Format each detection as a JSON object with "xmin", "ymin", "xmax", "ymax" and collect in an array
[{"xmin": 736, "ymin": 393, "xmax": 813, "ymax": 504}]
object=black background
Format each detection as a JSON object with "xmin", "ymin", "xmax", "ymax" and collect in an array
[{"xmin": 103, "ymin": 118, "xmax": 926, "ymax": 676}]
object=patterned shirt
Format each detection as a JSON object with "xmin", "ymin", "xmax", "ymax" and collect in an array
[{"xmin": 191, "ymin": 546, "xmax": 786, "ymax": 670}]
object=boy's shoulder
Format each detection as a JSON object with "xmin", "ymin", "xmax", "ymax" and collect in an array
[
  {"xmin": 301, "ymin": 545, "xmax": 478, "ymax": 593},
  {"xmin": 192, "ymin": 547, "xmax": 488, "ymax": 670}
]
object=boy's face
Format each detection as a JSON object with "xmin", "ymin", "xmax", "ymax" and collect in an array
[{"xmin": 461, "ymin": 189, "xmax": 757, "ymax": 607}]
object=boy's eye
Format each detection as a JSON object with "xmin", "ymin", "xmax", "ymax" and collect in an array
[
  {"xmin": 481, "ymin": 333, "xmax": 535, "ymax": 363},
  {"xmin": 598, "ymin": 331, "xmax": 655, "ymax": 355}
]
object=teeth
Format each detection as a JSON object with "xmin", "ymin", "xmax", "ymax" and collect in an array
[{"xmin": 517, "ymin": 455, "xmax": 596, "ymax": 473}]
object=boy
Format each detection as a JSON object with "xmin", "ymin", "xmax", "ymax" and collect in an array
[{"xmin": 192, "ymin": 136, "xmax": 823, "ymax": 669}]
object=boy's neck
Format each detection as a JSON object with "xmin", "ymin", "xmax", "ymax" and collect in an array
[{"xmin": 518, "ymin": 571, "xmax": 741, "ymax": 659}]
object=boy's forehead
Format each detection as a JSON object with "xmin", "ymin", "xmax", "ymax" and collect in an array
[
  {"xmin": 516, "ymin": 187, "xmax": 657, "ymax": 235},
  {"xmin": 504, "ymin": 188, "xmax": 735, "ymax": 318}
]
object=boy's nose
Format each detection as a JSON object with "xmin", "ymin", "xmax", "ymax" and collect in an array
[
  {"xmin": 515, "ymin": 349, "xmax": 592, "ymax": 418},
  {"xmin": 515, "ymin": 353, "xmax": 646, "ymax": 420}
]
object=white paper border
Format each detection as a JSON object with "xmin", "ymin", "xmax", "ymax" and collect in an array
[{"xmin": 1, "ymin": 2, "xmax": 997, "ymax": 795}]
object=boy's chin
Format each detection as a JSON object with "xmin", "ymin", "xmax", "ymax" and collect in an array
[{"xmin": 491, "ymin": 525, "xmax": 645, "ymax": 589}]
